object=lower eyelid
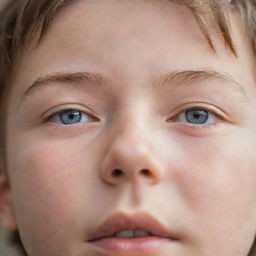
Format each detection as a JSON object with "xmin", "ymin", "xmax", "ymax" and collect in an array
[{"xmin": 171, "ymin": 121, "xmax": 226, "ymax": 137}]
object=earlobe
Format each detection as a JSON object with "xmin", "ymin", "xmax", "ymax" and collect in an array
[{"xmin": 0, "ymin": 171, "xmax": 17, "ymax": 231}]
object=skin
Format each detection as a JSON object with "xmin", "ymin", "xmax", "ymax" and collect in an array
[{"xmin": 1, "ymin": 0, "xmax": 256, "ymax": 255}]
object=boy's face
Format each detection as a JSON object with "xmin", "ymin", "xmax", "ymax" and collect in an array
[{"xmin": 1, "ymin": 0, "xmax": 256, "ymax": 255}]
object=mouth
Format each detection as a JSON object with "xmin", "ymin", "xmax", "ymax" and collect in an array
[{"xmin": 87, "ymin": 212, "xmax": 179, "ymax": 253}]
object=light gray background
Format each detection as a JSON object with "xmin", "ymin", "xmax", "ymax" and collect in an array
[{"xmin": 0, "ymin": 1, "xmax": 21, "ymax": 256}]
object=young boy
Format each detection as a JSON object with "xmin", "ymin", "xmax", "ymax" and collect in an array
[{"xmin": 0, "ymin": 0, "xmax": 256, "ymax": 255}]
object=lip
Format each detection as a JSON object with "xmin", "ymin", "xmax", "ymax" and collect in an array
[{"xmin": 87, "ymin": 212, "xmax": 179, "ymax": 253}]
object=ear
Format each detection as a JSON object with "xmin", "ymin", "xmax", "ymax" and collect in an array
[{"xmin": 0, "ymin": 170, "xmax": 17, "ymax": 231}]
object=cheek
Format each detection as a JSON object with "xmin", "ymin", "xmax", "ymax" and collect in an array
[
  {"xmin": 179, "ymin": 148, "xmax": 256, "ymax": 211},
  {"xmin": 173, "ymin": 135, "xmax": 256, "ymax": 252},
  {"xmin": 8, "ymin": 145, "xmax": 100, "ymax": 252}
]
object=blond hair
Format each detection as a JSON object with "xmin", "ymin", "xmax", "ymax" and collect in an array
[{"xmin": 0, "ymin": 0, "xmax": 256, "ymax": 255}]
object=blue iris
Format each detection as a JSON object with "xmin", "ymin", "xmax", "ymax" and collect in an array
[
  {"xmin": 59, "ymin": 110, "xmax": 82, "ymax": 125},
  {"xmin": 185, "ymin": 109, "xmax": 209, "ymax": 124}
]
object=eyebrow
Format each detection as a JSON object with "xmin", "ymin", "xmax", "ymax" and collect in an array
[
  {"xmin": 23, "ymin": 71, "xmax": 104, "ymax": 97},
  {"xmin": 156, "ymin": 70, "xmax": 247, "ymax": 100},
  {"xmin": 20, "ymin": 69, "xmax": 247, "ymax": 104},
  {"xmin": 19, "ymin": 72, "xmax": 105, "ymax": 108}
]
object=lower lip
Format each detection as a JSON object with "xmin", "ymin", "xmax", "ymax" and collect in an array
[{"xmin": 88, "ymin": 236, "xmax": 172, "ymax": 253}]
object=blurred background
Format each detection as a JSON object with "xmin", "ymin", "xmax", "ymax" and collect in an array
[
  {"xmin": 0, "ymin": 0, "xmax": 20, "ymax": 255},
  {"xmin": 0, "ymin": 228, "xmax": 21, "ymax": 256}
]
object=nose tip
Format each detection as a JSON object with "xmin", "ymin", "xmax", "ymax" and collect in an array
[{"xmin": 100, "ymin": 139, "xmax": 164, "ymax": 186}]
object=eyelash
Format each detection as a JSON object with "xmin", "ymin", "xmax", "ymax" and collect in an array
[
  {"xmin": 170, "ymin": 105, "xmax": 224, "ymax": 131},
  {"xmin": 44, "ymin": 105, "xmax": 224, "ymax": 129},
  {"xmin": 44, "ymin": 107, "xmax": 99, "ymax": 125}
]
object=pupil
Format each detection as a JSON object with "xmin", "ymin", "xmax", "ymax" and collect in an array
[
  {"xmin": 186, "ymin": 109, "xmax": 208, "ymax": 124},
  {"xmin": 69, "ymin": 113, "xmax": 75, "ymax": 119},
  {"xmin": 193, "ymin": 112, "xmax": 200, "ymax": 119}
]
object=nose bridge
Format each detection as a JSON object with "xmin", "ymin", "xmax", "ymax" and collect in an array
[
  {"xmin": 108, "ymin": 99, "xmax": 151, "ymax": 153},
  {"xmin": 111, "ymin": 128, "xmax": 152, "ymax": 165},
  {"xmin": 100, "ymin": 116, "xmax": 164, "ymax": 186}
]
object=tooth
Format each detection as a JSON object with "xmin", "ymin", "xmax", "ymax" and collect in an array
[
  {"xmin": 134, "ymin": 230, "xmax": 150, "ymax": 237},
  {"xmin": 115, "ymin": 230, "xmax": 134, "ymax": 238}
]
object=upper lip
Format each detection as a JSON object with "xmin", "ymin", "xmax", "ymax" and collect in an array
[{"xmin": 87, "ymin": 212, "xmax": 177, "ymax": 241}]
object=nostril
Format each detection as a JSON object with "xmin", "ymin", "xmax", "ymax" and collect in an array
[
  {"xmin": 141, "ymin": 169, "xmax": 151, "ymax": 176},
  {"xmin": 112, "ymin": 169, "xmax": 123, "ymax": 177}
]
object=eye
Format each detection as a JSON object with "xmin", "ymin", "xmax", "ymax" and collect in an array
[
  {"xmin": 46, "ymin": 109, "xmax": 97, "ymax": 125},
  {"xmin": 173, "ymin": 107, "xmax": 221, "ymax": 126}
]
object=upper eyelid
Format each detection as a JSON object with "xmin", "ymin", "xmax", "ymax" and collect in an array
[
  {"xmin": 40, "ymin": 97, "xmax": 230, "ymax": 123},
  {"xmin": 181, "ymin": 107, "xmax": 220, "ymax": 116},
  {"xmin": 41, "ymin": 104, "xmax": 98, "ymax": 120},
  {"xmin": 170, "ymin": 104, "xmax": 228, "ymax": 126},
  {"xmin": 172, "ymin": 103, "xmax": 227, "ymax": 119},
  {"xmin": 44, "ymin": 103, "xmax": 225, "ymax": 118},
  {"xmin": 178, "ymin": 108, "xmax": 221, "ymax": 120}
]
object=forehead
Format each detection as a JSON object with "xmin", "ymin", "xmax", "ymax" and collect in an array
[{"xmin": 12, "ymin": 0, "xmax": 256, "ymax": 100}]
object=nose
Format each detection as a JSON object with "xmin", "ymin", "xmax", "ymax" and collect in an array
[{"xmin": 100, "ymin": 131, "xmax": 164, "ymax": 186}]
